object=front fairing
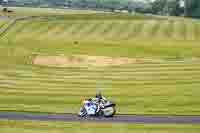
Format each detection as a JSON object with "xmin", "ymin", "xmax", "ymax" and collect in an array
[{"xmin": 83, "ymin": 100, "xmax": 98, "ymax": 115}]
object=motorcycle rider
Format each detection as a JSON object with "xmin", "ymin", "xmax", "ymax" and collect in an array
[
  {"xmin": 87, "ymin": 91, "xmax": 106, "ymax": 109},
  {"xmin": 95, "ymin": 91, "xmax": 106, "ymax": 103},
  {"xmin": 79, "ymin": 91, "xmax": 116, "ymax": 117}
]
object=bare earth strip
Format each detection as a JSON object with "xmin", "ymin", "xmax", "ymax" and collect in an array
[
  {"xmin": 33, "ymin": 55, "xmax": 148, "ymax": 67},
  {"xmin": 0, "ymin": 112, "xmax": 200, "ymax": 124}
]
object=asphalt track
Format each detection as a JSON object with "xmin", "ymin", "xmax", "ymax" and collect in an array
[
  {"xmin": 1, "ymin": 112, "xmax": 200, "ymax": 124},
  {"xmin": 0, "ymin": 16, "xmax": 11, "ymax": 20}
]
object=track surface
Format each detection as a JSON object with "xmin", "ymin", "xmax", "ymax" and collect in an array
[
  {"xmin": 0, "ymin": 16, "xmax": 11, "ymax": 20},
  {"xmin": 1, "ymin": 112, "xmax": 200, "ymax": 124}
]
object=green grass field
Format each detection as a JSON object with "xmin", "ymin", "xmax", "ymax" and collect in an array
[
  {"xmin": 1, "ymin": 6, "xmax": 200, "ymax": 133},
  {"xmin": 0, "ymin": 12, "xmax": 200, "ymax": 115},
  {"xmin": 1, "ymin": 120, "xmax": 200, "ymax": 133}
]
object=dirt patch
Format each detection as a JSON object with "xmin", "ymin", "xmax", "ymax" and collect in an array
[{"xmin": 33, "ymin": 55, "xmax": 147, "ymax": 67}]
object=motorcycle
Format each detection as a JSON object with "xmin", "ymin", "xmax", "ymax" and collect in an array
[{"xmin": 78, "ymin": 96, "xmax": 116, "ymax": 117}]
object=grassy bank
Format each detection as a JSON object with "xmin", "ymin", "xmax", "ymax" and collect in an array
[
  {"xmin": 0, "ymin": 6, "xmax": 101, "ymax": 17},
  {"xmin": 1, "ymin": 120, "xmax": 200, "ymax": 133},
  {"xmin": 0, "ymin": 11, "xmax": 200, "ymax": 115}
]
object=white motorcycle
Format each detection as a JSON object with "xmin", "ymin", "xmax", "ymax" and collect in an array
[{"xmin": 78, "ymin": 95, "xmax": 116, "ymax": 117}]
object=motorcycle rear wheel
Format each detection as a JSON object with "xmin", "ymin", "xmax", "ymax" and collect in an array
[{"xmin": 103, "ymin": 106, "xmax": 116, "ymax": 117}]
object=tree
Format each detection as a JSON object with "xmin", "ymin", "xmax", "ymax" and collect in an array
[
  {"xmin": 151, "ymin": 0, "xmax": 183, "ymax": 16},
  {"xmin": 185, "ymin": 0, "xmax": 200, "ymax": 18},
  {"xmin": 168, "ymin": 0, "xmax": 183, "ymax": 16},
  {"xmin": 151, "ymin": 0, "xmax": 166, "ymax": 15}
]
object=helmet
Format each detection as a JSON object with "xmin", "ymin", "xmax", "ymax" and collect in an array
[{"xmin": 95, "ymin": 91, "xmax": 102, "ymax": 99}]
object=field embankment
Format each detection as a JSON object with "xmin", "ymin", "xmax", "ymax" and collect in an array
[{"xmin": 1, "ymin": 120, "xmax": 200, "ymax": 133}]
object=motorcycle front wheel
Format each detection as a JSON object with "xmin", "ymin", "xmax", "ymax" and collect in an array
[{"xmin": 78, "ymin": 107, "xmax": 87, "ymax": 117}]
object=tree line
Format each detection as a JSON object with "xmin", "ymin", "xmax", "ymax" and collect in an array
[
  {"xmin": 1, "ymin": 0, "xmax": 200, "ymax": 18},
  {"xmin": 150, "ymin": 0, "xmax": 200, "ymax": 18}
]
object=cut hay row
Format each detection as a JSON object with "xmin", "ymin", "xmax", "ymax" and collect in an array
[
  {"xmin": 140, "ymin": 21, "xmax": 156, "ymax": 38},
  {"xmin": 0, "ymin": 68, "xmax": 199, "ymax": 80},
  {"xmin": 2, "ymin": 19, "xmax": 200, "ymax": 42},
  {"xmin": 0, "ymin": 21, "xmax": 7, "ymax": 29},
  {"xmin": 186, "ymin": 22, "xmax": 195, "ymax": 40},
  {"xmin": 1, "ymin": 67, "xmax": 200, "ymax": 76},
  {"xmin": 0, "ymin": 77, "xmax": 199, "ymax": 88},
  {"xmin": 1, "ymin": 66, "xmax": 200, "ymax": 76},
  {"xmin": 128, "ymin": 21, "xmax": 145, "ymax": 39},
  {"xmin": 162, "ymin": 20, "xmax": 173, "ymax": 38},
  {"xmin": 0, "ymin": 20, "xmax": 11, "ymax": 33},
  {"xmin": 0, "ymin": 67, "xmax": 199, "ymax": 78},
  {"xmin": 1, "ymin": 83, "xmax": 199, "ymax": 91},
  {"xmin": 1, "ymin": 62, "xmax": 200, "ymax": 73},
  {"xmin": 2, "ymin": 60, "xmax": 200, "ymax": 68}
]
